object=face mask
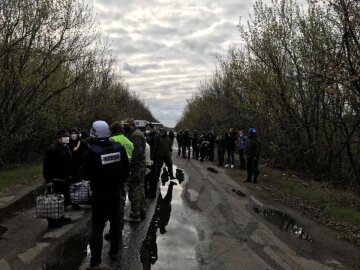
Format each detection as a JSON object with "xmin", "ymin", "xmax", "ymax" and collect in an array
[
  {"xmin": 61, "ymin": 137, "xmax": 70, "ymax": 144},
  {"xmin": 70, "ymin": 134, "xmax": 78, "ymax": 140}
]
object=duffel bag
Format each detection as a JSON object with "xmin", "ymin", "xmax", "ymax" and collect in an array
[{"xmin": 36, "ymin": 191, "xmax": 65, "ymax": 219}]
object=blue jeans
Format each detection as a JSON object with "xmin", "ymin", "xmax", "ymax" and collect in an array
[{"xmin": 226, "ymin": 148, "xmax": 235, "ymax": 165}]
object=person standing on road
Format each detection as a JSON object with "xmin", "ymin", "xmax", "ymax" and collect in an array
[
  {"xmin": 244, "ymin": 128, "xmax": 261, "ymax": 183},
  {"xmin": 191, "ymin": 130, "xmax": 199, "ymax": 160},
  {"xmin": 82, "ymin": 120, "xmax": 129, "ymax": 269},
  {"xmin": 225, "ymin": 128, "xmax": 237, "ymax": 168},
  {"xmin": 123, "ymin": 118, "xmax": 147, "ymax": 222},
  {"xmin": 145, "ymin": 123, "xmax": 160, "ymax": 199},
  {"xmin": 43, "ymin": 129, "xmax": 73, "ymax": 228},
  {"xmin": 182, "ymin": 129, "xmax": 191, "ymax": 159},
  {"xmin": 176, "ymin": 129, "xmax": 183, "ymax": 157},
  {"xmin": 215, "ymin": 132, "xmax": 226, "ymax": 167},
  {"xmin": 206, "ymin": 130, "xmax": 215, "ymax": 162},
  {"xmin": 155, "ymin": 128, "xmax": 175, "ymax": 180},
  {"xmin": 168, "ymin": 130, "xmax": 175, "ymax": 145},
  {"xmin": 237, "ymin": 130, "xmax": 247, "ymax": 170}
]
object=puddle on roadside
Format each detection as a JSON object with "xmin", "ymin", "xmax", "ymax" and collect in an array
[
  {"xmin": 43, "ymin": 232, "xmax": 89, "ymax": 269},
  {"xmin": 207, "ymin": 167, "xmax": 219, "ymax": 174},
  {"xmin": 254, "ymin": 208, "xmax": 313, "ymax": 242},
  {"xmin": 232, "ymin": 188, "xmax": 246, "ymax": 197}
]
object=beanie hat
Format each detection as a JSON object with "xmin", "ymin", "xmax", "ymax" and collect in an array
[
  {"xmin": 248, "ymin": 128, "xmax": 257, "ymax": 133},
  {"xmin": 90, "ymin": 120, "xmax": 110, "ymax": 138},
  {"xmin": 70, "ymin": 127, "xmax": 79, "ymax": 134}
]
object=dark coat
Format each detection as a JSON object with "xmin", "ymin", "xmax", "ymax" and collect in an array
[
  {"xmin": 156, "ymin": 135, "xmax": 173, "ymax": 159},
  {"xmin": 146, "ymin": 131, "xmax": 160, "ymax": 161},
  {"xmin": 43, "ymin": 141, "xmax": 73, "ymax": 183},
  {"xmin": 68, "ymin": 138, "xmax": 88, "ymax": 181},
  {"xmin": 225, "ymin": 132, "xmax": 237, "ymax": 149},
  {"xmin": 215, "ymin": 135, "xmax": 226, "ymax": 152},
  {"xmin": 244, "ymin": 136, "xmax": 261, "ymax": 159}
]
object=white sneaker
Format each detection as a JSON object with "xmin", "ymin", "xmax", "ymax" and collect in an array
[
  {"xmin": 230, "ymin": 165, "xmax": 234, "ymax": 168},
  {"xmin": 224, "ymin": 164, "xmax": 229, "ymax": 168}
]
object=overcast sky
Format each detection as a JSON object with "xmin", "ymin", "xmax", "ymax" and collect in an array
[{"xmin": 91, "ymin": 0, "xmax": 257, "ymax": 127}]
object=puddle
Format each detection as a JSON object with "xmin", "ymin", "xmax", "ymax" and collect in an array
[
  {"xmin": 53, "ymin": 164, "xmax": 201, "ymax": 270},
  {"xmin": 207, "ymin": 167, "xmax": 219, "ymax": 174},
  {"xmin": 139, "ymin": 165, "xmax": 199, "ymax": 269},
  {"xmin": 187, "ymin": 189, "xmax": 199, "ymax": 202},
  {"xmin": 43, "ymin": 232, "xmax": 89, "ymax": 269},
  {"xmin": 254, "ymin": 208, "xmax": 313, "ymax": 242},
  {"xmin": 232, "ymin": 188, "xmax": 246, "ymax": 197}
]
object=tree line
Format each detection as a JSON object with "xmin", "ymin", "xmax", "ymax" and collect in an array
[
  {"xmin": 0, "ymin": 0, "xmax": 157, "ymax": 167},
  {"xmin": 176, "ymin": 0, "xmax": 360, "ymax": 189}
]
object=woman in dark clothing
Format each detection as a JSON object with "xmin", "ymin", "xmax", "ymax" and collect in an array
[
  {"xmin": 225, "ymin": 128, "xmax": 237, "ymax": 168},
  {"xmin": 43, "ymin": 130, "xmax": 73, "ymax": 228}
]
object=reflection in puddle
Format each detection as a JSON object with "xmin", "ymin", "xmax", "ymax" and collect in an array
[
  {"xmin": 141, "ymin": 181, "xmax": 177, "ymax": 268},
  {"xmin": 207, "ymin": 167, "xmax": 219, "ymax": 174},
  {"xmin": 232, "ymin": 188, "xmax": 246, "ymax": 197},
  {"xmin": 254, "ymin": 208, "xmax": 313, "ymax": 242},
  {"xmin": 48, "ymin": 165, "xmax": 199, "ymax": 270},
  {"xmin": 141, "ymin": 165, "xmax": 199, "ymax": 270},
  {"xmin": 175, "ymin": 168, "xmax": 185, "ymax": 184},
  {"xmin": 161, "ymin": 167, "xmax": 169, "ymax": 186}
]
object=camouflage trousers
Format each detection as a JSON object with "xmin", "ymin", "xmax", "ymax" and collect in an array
[{"xmin": 128, "ymin": 160, "xmax": 146, "ymax": 214}]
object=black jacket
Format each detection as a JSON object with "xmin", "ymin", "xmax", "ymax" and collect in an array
[
  {"xmin": 43, "ymin": 141, "xmax": 73, "ymax": 183},
  {"xmin": 82, "ymin": 139, "xmax": 129, "ymax": 194},
  {"xmin": 146, "ymin": 131, "xmax": 160, "ymax": 161}
]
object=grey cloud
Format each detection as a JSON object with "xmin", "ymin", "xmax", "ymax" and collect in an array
[{"xmin": 90, "ymin": 0, "xmax": 254, "ymax": 126}]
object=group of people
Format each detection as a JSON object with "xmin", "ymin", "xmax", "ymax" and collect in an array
[
  {"xmin": 43, "ymin": 119, "xmax": 168, "ymax": 269},
  {"xmin": 42, "ymin": 120, "xmax": 259, "ymax": 269},
  {"xmin": 175, "ymin": 127, "xmax": 260, "ymax": 183}
]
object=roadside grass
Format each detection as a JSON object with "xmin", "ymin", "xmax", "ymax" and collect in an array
[
  {"xmin": 0, "ymin": 162, "xmax": 43, "ymax": 196},
  {"xmin": 260, "ymin": 165, "xmax": 360, "ymax": 225}
]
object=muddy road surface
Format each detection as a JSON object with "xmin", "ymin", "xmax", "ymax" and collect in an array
[{"xmin": 4, "ymin": 153, "xmax": 359, "ymax": 270}]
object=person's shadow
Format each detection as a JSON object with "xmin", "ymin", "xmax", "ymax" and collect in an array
[
  {"xmin": 175, "ymin": 168, "xmax": 185, "ymax": 185},
  {"xmin": 140, "ymin": 181, "xmax": 177, "ymax": 269}
]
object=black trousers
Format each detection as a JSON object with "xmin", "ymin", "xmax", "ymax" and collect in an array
[
  {"xmin": 53, "ymin": 179, "xmax": 70, "ymax": 207},
  {"xmin": 90, "ymin": 191, "xmax": 124, "ymax": 267},
  {"xmin": 239, "ymin": 149, "xmax": 246, "ymax": 169},
  {"xmin": 182, "ymin": 145, "xmax": 190, "ymax": 158},
  {"xmin": 217, "ymin": 151, "xmax": 225, "ymax": 166},
  {"xmin": 246, "ymin": 158, "xmax": 259, "ymax": 181},
  {"xmin": 208, "ymin": 147, "xmax": 214, "ymax": 162},
  {"xmin": 192, "ymin": 146, "xmax": 199, "ymax": 159},
  {"xmin": 156, "ymin": 156, "xmax": 174, "ymax": 180},
  {"xmin": 145, "ymin": 164, "xmax": 157, "ymax": 197}
]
